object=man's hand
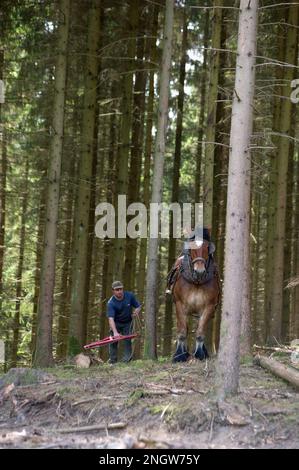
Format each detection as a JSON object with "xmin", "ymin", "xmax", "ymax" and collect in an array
[
  {"xmin": 108, "ymin": 317, "xmax": 120, "ymax": 337},
  {"xmin": 133, "ymin": 306, "xmax": 142, "ymax": 316}
]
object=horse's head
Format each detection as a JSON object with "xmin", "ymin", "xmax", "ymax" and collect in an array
[{"xmin": 188, "ymin": 239, "xmax": 215, "ymax": 275}]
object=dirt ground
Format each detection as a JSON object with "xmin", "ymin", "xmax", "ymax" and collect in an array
[{"xmin": 0, "ymin": 357, "xmax": 298, "ymax": 449}]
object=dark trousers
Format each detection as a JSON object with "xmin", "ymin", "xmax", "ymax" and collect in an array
[{"xmin": 109, "ymin": 322, "xmax": 132, "ymax": 363}]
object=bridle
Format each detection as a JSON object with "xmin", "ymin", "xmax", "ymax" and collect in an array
[
  {"xmin": 189, "ymin": 241, "xmax": 211, "ymax": 269},
  {"xmin": 191, "ymin": 256, "xmax": 208, "ymax": 266},
  {"xmin": 181, "ymin": 240, "xmax": 215, "ymax": 285}
]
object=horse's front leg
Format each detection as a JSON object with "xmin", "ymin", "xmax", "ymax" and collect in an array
[
  {"xmin": 194, "ymin": 304, "xmax": 216, "ymax": 360},
  {"xmin": 173, "ymin": 301, "xmax": 189, "ymax": 363}
]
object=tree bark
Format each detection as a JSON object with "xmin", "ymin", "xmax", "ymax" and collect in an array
[
  {"xmin": 124, "ymin": 21, "xmax": 146, "ymax": 291},
  {"xmin": 30, "ymin": 191, "xmax": 45, "ymax": 358},
  {"xmin": 33, "ymin": 0, "xmax": 70, "ymax": 367},
  {"xmin": 0, "ymin": 49, "xmax": 6, "ymax": 314},
  {"xmin": 264, "ymin": 10, "xmax": 286, "ymax": 342},
  {"xmin": 290, "ymin": 157, "xmax": 299, "ymax": 339},
  {"xmin": 163, "ymin": 10, "xmax": 188, "ymax": 357},
  {"xmin": 268, "ymin": 4, "xmax": 299, "ymax": 344},
  {"xmin": 99, "ymin": 91, "xmax": 118, "ymax": 359},
  {"xmin": 137, "ymin": 5, "xmax": 158, "ymax": 302},
  {"xmin": 68, "ymin": 0, "xmax": 101, "ymax": 356},
  {"xmin": 252, "ymin": 191, "xmax": 262, "ymax": 345},
  {"xmin": 10, "ymin": 157, "xmax": 29, "ymax": 367},
  {"xmin": 135, "ymin": 7, "xmax": 159, "ymax": 358},
  {"xmin": 217, "ymin": 0, "xmax": 259, "ymax": 399},
  {"xmin": 209, "ymin": 18, "xmax": 228, "ymax": 354},
  {"xmin": 203, "ymin": 0, "xmax": 222, "ymax": 229},
  {"xmin": 194, "ymin": 7, "xmax": 209, "ymax": 205},
  {"xmin": 112, "ymin": 0, "xmax": 139, "ymax": 279},
  {"xmin": 56, "ymin": 159, "xmax": 75, "ymax": 360},
  {"xmin": 144, "ymin": 0, "xmax": 174, "ymax": 360},
  {"xmin": 282, "ymin": 120, "xmax": 296, "ymax": 342}
]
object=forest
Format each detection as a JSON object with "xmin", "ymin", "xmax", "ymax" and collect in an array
[{"xmin": 0, "ymin": 0, "xmax": 299, "ymax": 450}]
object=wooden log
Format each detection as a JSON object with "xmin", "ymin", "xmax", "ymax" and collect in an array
[{"xmin": 254, "ymin": 355, "xmax": 299, "ymax": 389}]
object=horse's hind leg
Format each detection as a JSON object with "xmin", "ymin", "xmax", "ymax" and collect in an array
[
  {"xmin": 173, "ymin": 302, "xmax": 189, "ymax": 363},
  {"xmin": 194, "ymin": 305, "xmax": 215, "ymax": 360}
]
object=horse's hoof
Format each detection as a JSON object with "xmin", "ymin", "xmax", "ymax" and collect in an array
[
  {"xmin": 194, "ymin": 343, "xmax": 209, "ymax": 361},
  {"xmin": 172, "ymin": 351, "xmax": 190, "ymax": 363}
]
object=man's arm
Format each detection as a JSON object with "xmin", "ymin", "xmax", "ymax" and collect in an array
[{"xmin": 108, "ymin": 317, "xmax": 120, "ymax": 337}]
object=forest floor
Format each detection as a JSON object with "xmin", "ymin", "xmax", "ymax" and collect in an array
[{"xmin": 0, "ymin": 356, "xmax": 298, "ymax": 449}]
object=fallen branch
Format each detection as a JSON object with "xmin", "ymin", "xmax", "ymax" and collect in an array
[
  {"xmin": 72, "ymin": 395, "xmax": 127, "ymax": 407},
  {"xmin": 253, "ymin": 344, "xmax": 294, "ymax": 354},
  {"xmin": 57, "ymin": 422, "xmax": 127, "ymax": 433},
  {"xmin": 254, "ymin": 355, "xmax": 299, "ymax": 390}
]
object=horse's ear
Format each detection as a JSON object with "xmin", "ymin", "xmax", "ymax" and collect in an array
[{"xmin": 209, "ymin": 242, "xmax": 216, "ymax": 255}]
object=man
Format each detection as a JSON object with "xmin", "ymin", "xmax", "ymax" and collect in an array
[{"xmin": 106, "ymin": 281, "xmax": 141, "ymax": 364}]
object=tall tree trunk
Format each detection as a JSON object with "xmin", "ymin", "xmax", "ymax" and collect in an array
[
  {"xmin": 239, "ymin": 197, "xmax": 252, "ymax": 357},
  {"xmin": 264, "ymin": 11, "xmax": 286, "ymax": 342},
  {"xmin": 282, "ymin": 127, "xmax": 296, "ymax": 342},
  {"xmin": 252, "ymin": 191, "xmax": 262, "ymax": 345},
  {"xmin": 124, "ymin": 22, "xmax": 146, "ymax": 291},
  {"xmin": 135, "ymin": 6, "xmax": 159, "ymax": 359},
  {"xmin": 144, "ymin": 0, "xmax": 174, "ymax": 360},
  {"xmin": 99, "ymin": 96, "xmax": 118, "ymax": 357},
  {"xmin": 268, "ymin": 4, "xmax": 299, "ymax": 344},
  {"xmin": 137, "ymin": 5, "xmax": 158, "ymax": 301},
  {"xmin": 11, "ymin": 157, "xmax": 29, "ymax": 367},
  {"xmin": 203, "ymin": 0, "xmax": 222, "ymax": 229},
  {"xmin": 290, "ymin": 156, "xmax": 299, "ymax": 339},
  {"xmin": 163, "ymin": 11, "xmax": 188, "ymax": 357},
  {"xmin": 0, "ymin": 49, "xmax": 5, "ymax": 315},
  {"xmin": 208, "ymin": 18, "xmax": 227, "ymax": 354},
  {"xmin": 33, "ymin": 0, "xmax": 70, "ymax": 367},
  {"xmin": 217, "ymin": 0, "xmax": 258, "ymax": 399},
  {"xmin": 194, "ymin": 8, "xmax": 209, "ymax": 205},
  {"xmin": 113, "ymin": 0, "xmax": 139, "ymax": 279},
  {"xmin": 30, "ymin": 192, "xmax": 45, "ymax": 358},
  {"xmin": 68, "ymin": 0, "xmax": 101, "ymax": 356},
  {"xmin": 82, "ymin": 113, "xmax": 99, "ymax": 346},
  {"xmin": 55, "ymin": 162, "xmax": 75, "ymax": 360}
]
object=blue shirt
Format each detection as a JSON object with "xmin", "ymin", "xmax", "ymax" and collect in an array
[{"xmin": 107, "ymin": 291, "xmax": 140, "ymax": 324}]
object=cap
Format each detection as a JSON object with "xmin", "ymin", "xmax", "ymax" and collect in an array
[{"xmin": 112, "ymin": 280, "xmax": 124, "ymax": 290}]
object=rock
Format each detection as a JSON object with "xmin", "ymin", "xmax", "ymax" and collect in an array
[
  {"xmin": 75, "ymin": 354, "xmax": 91, "ymax": 368},
  {"xmin": 0, "ymin": 368, "xmax": 55, "ymax": 389},
  {"xmin": 290, "ymin": 351, "xmax": 299, "ymax": 365},
  {"xmin": 290, "ymin": 340, "xmax": 299, "ymax": 365},
  {"xmin": 0, "ymin": 383, "xmax": 15, "ymax": 404},
  {"xmin": 290, "ymin": 339, "xmax": 299, "ymax": 349}
]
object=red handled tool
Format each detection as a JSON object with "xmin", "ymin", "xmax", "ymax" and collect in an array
[{"xmin": 84, "ymin": 333, "xmax": 138, "ymax": 350}]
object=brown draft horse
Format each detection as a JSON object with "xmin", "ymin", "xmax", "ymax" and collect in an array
[{"xmin": 168, "ymin": 230, "xmax": 221, "ymax": 362}]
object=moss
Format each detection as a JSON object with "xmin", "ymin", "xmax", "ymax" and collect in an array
[
  {"xmin": 149, "ymin": 404, "xmax": 175, "ymax": 418},
  {"xmin": 125, "ymin": 388, "xmax": 144, "ymax": 406},
  {"xmin": 240, "ymin": 355, "xmax": 253, "ymax": 365},
  {"xmin": 56, "ymin": 386, "xmax": 73, "ymax": 396},
  {"xmin": 68, "ymin": 336, "xmax": 81, "ymax": 357},
  {"xmin": 0, "ymin": 368, "xmax": 53, "ymax": 387}
]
